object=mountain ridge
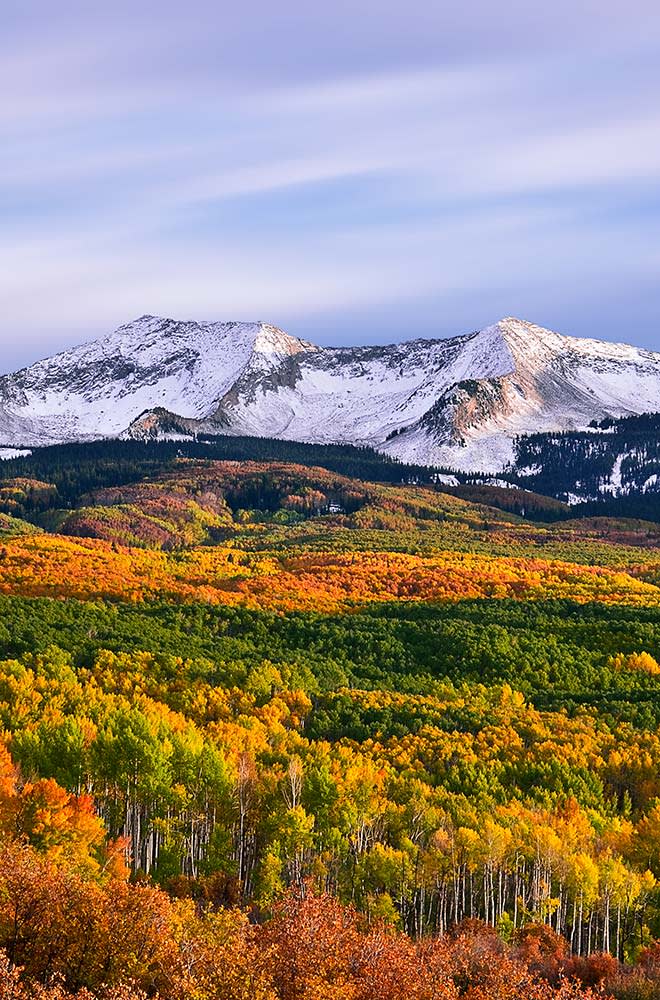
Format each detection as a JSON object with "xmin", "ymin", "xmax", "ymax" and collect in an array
[{"xmin": 2, "ymin": 314, "xmax": 660, "ymax": 472}]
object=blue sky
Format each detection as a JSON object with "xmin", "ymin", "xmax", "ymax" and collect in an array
[{"xmin": 2, "ymin": 0, "xmax": 660, "ymax": 369}]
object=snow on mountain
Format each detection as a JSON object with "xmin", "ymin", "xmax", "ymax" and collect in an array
[
  {"xmin": 0, "ymin": 315, "xmax": 314, "ymax": 445},
  {"xmin": 381, "ymin": 318, "xmax": 660, "ymax": 470},
  {"xmin": 196, "ymin": 316, "xmax": 660, "ymax": 471},
  {"xmin": 2, "ymin": 314, "xmax": 660, "ymax": 473}
]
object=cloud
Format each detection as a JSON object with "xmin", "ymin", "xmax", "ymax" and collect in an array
[{"xmin": 1, "ymin": 0, "xmax": 660, "ymax": 367}]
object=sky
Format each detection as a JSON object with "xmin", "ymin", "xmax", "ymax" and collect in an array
[{"xmin": 2, "ymin": 0, "xmax": 660, "ymax": 370}]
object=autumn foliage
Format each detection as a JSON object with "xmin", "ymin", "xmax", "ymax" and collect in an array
[
  {"xmin": 0, "ymin": 852, "xmax": 629, "ymax": 1000},
  {"xmin": 0, "ymin": 459, "xmax": 660, "ymax": 996},
  {"xmin": 0, "ymin": 535, "xmax": 657, "ymax": 610}
]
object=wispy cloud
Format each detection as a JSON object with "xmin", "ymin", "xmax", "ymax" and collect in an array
[{"xmin": 1, "ymin": 0, "xmax": 660, "ymax": 368}]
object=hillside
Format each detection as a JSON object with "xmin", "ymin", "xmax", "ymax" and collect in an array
[
  {"xmin": 507, "ymin": 411, "xmax": 660, "ymax": 505},
  {"xmin": 0, "ymin": 453, "xmax": 660, "ymax": 996}
]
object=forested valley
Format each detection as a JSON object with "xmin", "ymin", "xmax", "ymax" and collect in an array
[{"xmin": 1, "ymin": 448, "xmax": 660, "ymax": 997}]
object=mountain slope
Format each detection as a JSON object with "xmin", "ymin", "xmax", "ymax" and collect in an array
[
  {"xmin": 0, "ymin": 315, "xmax": 314, "ymax": 444},
  {"xmin": 506, "ymin": 411, "xmax": 660, "ymax": 504},
  {"xmin": 377, "ymin": 319, "xmax": 660, "ymax": 469},
  {"xmin": 128, "ymin": 316, "xmax": 660, "ymax": 470},
  {"xmin": 2, "ymin": 315, "xmax": 660, "ymax": 472}
]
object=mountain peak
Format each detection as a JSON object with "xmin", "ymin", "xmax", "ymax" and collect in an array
[
  {"xmin": 493, "ymin": 316, "xmax": 562, "ymax": 340},
  {"xmin": 251, "ymin": 322, "xmax": 318, "ymax": 357},
  {"xmin": 480, "ymin": 317, "xmax": 567, "ymax": 365},
  {"xmin": 111, "ymin": 315, "xmax": 317, "ymax": 360},
  {"xmin": 497, "ymin": 315, "xmax": 536, "ymax": 327}
]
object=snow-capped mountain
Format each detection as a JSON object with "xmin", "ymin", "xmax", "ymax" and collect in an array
[
  {"xmin": 0, "ymin": 316, "xmax": 315, "ymax": 445},
  {"xmin": 2, "ymin": 314, "xmax": 660, "ymax": 472}
]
